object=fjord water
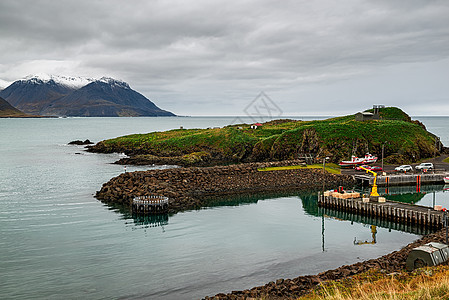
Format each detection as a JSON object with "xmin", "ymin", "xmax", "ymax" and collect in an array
[{"xmin": 0, "ymin": 116, "xmax": 448, "ymax": 300}]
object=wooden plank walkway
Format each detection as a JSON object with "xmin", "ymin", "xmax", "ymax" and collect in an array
[{"xmin": 318, "ymin": 193, "xmax": 446, "ymax": 230}]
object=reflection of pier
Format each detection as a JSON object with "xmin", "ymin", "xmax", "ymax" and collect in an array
[
  {"xmin": 375, "ymin": 184, "xmax": 445, "ymax": 195},
  {"xmin": 319, "ymin": 206, "xmax": 435, "ymax": 236},
  {"xmin": 318, "ymin": 193, "xmax": 445, "ymax": 232},
  {"xmin": 130, "ymin": 213, "xmax": 169, "ymax": 228}
]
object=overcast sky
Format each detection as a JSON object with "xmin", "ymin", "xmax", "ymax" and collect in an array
[{"xmin": 1, "ymin": 0, "xmax": 448, "ymax": 116}]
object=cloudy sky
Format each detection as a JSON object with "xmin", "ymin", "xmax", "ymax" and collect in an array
[{"xmin": 1, "ymin": 0, "xmax": 448, "ymax": 116}]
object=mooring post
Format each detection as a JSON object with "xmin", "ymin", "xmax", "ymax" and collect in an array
[{"xmin": 444, "ymin": 208, "xmax": 448, "ymax": 245}]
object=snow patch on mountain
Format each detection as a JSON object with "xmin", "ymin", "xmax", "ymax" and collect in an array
[
  {"xmin": 23, "ymin": 74, "xmax": 95, "ymax": 89},
  {"xmin": 20, "ymin": 74, "xmax": 131, "ymax": 89},
  {"xmin": 0, "ymin": 79, "xmax": 12, "ymax": 90},
  {"xmin": 97, "ymin": 77, "xmax": 130, "ymax": 89}
]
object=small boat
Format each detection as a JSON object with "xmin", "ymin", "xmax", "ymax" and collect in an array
[
  {"xmin": 444, "ymin": 177, "xmax": 449, "ymax": 184},
  {"xmin": 339, "ymin": 155, "xmax": 365, "ymax": 167},
  {"xmin": 339, "ymin": 153, "xmax": 378, "ymax": 167},
  {"xmin": 363, "ymin": 153, "xmax": 378, "ymax": 164}
]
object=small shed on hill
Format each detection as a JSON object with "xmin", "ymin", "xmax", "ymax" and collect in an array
[
  {"xmin": 355, "ymin": 111, "xmax": 376, "ymax": 121},
  {"xmin": 250, "ymin": 123, "xmax": 263, "ymax": 129},
  {"xmin": 355, "ymin": 105, "xmax": 384, "ymax": 121}
]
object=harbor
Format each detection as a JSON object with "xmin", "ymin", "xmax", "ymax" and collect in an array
[{"xmin": 318, "ymin": 190, "xmax": 448, "ymax": 230}]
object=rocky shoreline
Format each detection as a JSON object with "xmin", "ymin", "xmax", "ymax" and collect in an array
[
  {"xmin": 95, "ymin": 160, "xmax": 355, "ymax": 213},
  {"xmin": 204, "ymin": 228, "xmax": 447, "ymax": 299}
]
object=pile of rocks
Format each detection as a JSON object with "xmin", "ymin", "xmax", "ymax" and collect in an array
[
  {"xmin": 95, "ymin": 160, "xmax": 355, "ymax": 214},
  {"xmin": 204, "ymin": 228, "xmax": 448, "ymax": 299}
]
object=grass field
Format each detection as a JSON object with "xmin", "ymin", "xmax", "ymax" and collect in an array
[
  {"xmin": 258, "ymin": 163, "xmax": 341, "ymax": 174},
  {"xmin": 301, "ymin": 266, "xmax": 449, "ymax": 300}
]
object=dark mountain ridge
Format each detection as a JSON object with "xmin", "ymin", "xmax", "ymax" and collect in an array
[
  {"xmin": 0, "ymin": 75, "xmax": 175, "ymax": 117},
  {"xmin": 0, "ymin": 96, "xmax": 35, "ymax": 117}
]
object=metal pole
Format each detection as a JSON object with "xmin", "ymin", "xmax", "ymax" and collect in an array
[
  {"xmin": 322, "ymin": 158, "xmax": 326, "ymax": 192},
  {"xmin": 434, "ymin": 137, "xmax": 436, "ymax": 159},
  {"xmin": 444, "ymin": 209, "xmax": 448, "ymax": 245},
  {"xmin": 433, "ymin": 191, "xmax": 435, "ymax": 208},
  {"xmin": 381, "ymin": 143, "xmax": 384, "ymax": 172},
  {"xmin": 321, "ymin": 208, "xmax": 325, "ymax": 252}
]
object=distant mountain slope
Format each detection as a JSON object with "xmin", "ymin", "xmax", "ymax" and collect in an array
[
  {"xmin": 0, "ymin": 96, "xmax": 33, "ymax": 117},
  {"xmin": 0, "ymin": 76, "xmax": 77, "ymax": 115},
  {"xmin": 41, "ymin": 78, "xmax": 175, "ymax": 117},
  {"xmin": 0, "ymin": 75, "xmax": 175, "ymax": 117}
]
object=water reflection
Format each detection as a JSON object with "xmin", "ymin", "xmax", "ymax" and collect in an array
[
  {"xmin": 357, "ymin": 184, "xmax": 447, "ymax": 206},
  {"xmin": 128, "ymin": 213, "xmax": 169, "ymax": 228},
  {"xmin": 353, "ymin": 225, "xmax": 377, "ymax": 245},
  {"xmin": 105, "ymin": 202, "xmax": 170, "ymax": 230},
  {"xmin": 201, "ymin": 191, "xmax": 298, "ymax": 208},
  {"xmin": 107, "ymin": 184, "xmax": 448, "ymax": 235}
]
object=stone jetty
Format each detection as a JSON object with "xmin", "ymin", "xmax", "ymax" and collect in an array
[{"xmin": 95, "ymin": 160, "xmax": 355, "ymax": 214}]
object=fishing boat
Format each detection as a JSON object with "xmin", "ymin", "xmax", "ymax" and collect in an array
[
  {"xmin": 339, "ymin": 156, "xmax": 365, "ymax": 167},
  {"xmin": 363, "ymin": 153, "xmax": 378, "ymax": 164},
  {"xmin": 339, "ymin": 153, "xmax": 378, "ymax": 167}
]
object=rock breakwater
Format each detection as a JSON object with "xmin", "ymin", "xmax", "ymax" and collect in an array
[{"xmin": 95, "ymin": 160, "xmax": 355, "ymax": 214}]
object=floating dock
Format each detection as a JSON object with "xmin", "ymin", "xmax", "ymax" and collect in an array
[
  {"xmin": 318, "ymin": 191, "xmax": 446, "ymax": 230},
  {"xmin": 132, "ymin": 195, "xmax": 169, "ymax": 214},
  {"xmin": 354, "ymin": 172, "xmax": 449, "ymax": 187}
]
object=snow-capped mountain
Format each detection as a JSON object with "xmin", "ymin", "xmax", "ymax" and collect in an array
[
  {"xmin": 22, "ymin": 74, "xmax": 95, "ymax": 89},
  {"xmin": 0, "ymin": 75, "xmax": 175, "ymax": 117}
]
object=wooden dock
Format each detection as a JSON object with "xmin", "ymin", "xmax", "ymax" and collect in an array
[
  {"xmin": 318, "ymin": 206, "xmax": 435, "ymax": 236},
  {"xmin": 354, "ymin": 172, "xmax": 449, "ymax": 186},
  {"xmin": 318, "ymin": 192, "xmax": 447, "ymax": 230},
  {"xmin": 132, "ymin": 195, "xmax": 169, "ymax": 214}
]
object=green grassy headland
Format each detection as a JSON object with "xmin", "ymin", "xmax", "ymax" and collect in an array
[
  {"xmin": 258, "ymin": 163, "xmax": 341, "ymax": 174},
  {"xmin": 90, "ymin": 107, "xmax": 440, "ymax": 166}
]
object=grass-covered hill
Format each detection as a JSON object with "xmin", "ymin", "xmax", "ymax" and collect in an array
[{"xmin": 89, "ymin": 107, "xmax": 440, "ymax": 166}]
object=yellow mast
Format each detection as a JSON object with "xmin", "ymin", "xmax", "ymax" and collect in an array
[{"xmin": 359, "ymin": 166, "xmax": 379, "ymax": 197}]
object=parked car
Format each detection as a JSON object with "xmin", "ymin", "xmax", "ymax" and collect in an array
[
  {"xmin": 395, "ymin": 165, "xmax": 413, "ymax": 172},
  {"xmin": 355, "ymin": 165, "xmax": 370, "ymax": 171},
  {"xmin": 415, "ymin": 163, "xmax": 434, "ymax": 171},
  {"xmin": 369, "ymin": 166, "xmax": 383, "ymax": 172}
]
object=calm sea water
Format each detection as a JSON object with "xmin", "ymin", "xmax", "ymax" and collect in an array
[{"xmin": 1, "ymin": 116, "xmax": 448, "ymax": 300}]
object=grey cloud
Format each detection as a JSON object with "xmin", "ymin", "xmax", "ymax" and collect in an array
[{"xmin": 1, "ymin": 0, "xmax": 448, "ymax": 115}]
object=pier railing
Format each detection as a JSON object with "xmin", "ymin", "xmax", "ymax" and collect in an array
[
  {"xmin": 354, "ymin": 172, "xmax": 449, "ymax": 186},
  {"xmin": 132, "ymin": 195, "xmax": 169, "ymax": 214}
]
